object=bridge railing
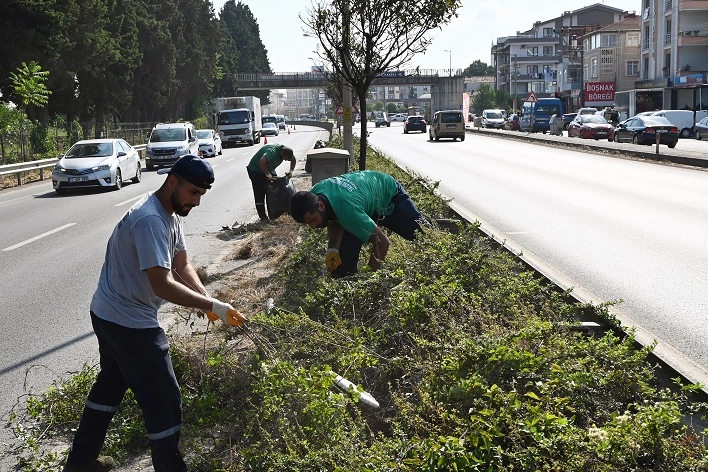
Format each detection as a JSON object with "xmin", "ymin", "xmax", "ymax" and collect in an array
[{"xmin": 234, "ymin": 68, "xmax": 465, "ymax": 83}]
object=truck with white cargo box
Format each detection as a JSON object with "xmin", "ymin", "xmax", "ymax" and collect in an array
[{"xmin": 215, "ymin": 96, "xmax": 262, "ymax": 146}]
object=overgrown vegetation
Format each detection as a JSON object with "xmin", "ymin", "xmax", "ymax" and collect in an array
[{"xmin": 7, "ymin": 138, "xmax": 708, "ymax": 471}]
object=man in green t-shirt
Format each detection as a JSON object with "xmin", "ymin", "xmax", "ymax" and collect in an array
[
  {"xmin": 246, "ymin": 143, "xmax": 296, "ymax": 220},
  {"xmin": 290, "ymin": 170, "xmax": 423, "ymax": 277}
]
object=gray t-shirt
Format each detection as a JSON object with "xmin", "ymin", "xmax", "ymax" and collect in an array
[{"xmin": 90, "ymin": 192, "xmax": 186, "ymax": 328}]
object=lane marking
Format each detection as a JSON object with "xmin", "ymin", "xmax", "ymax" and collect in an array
[
  {"xmin": 3, "ymin": 223, "xmax": 76, "ymax": 251},
  {"xmin": 115, "ymin": 194, "xmax": 146, "ymax": 207}
]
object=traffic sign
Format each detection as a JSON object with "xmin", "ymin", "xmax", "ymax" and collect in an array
[
  {"xmin": 526, "ymin": 91, "xmax": 538, "ymax": 103},
  {"xmin": 334, "ymin": 105, "xmax": 359, "ymax": 115}
]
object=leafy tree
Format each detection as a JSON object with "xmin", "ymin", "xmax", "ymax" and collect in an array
[
  {"xmin": 303, "ymin": 0, "xmax": 462, "ymax": 169},
  {"xmin": 9, "ymin": 61, "xmax": 51, "ymax": 160},
  {"xmin": 463, "ymin": 59, "xmax": 495, "ymax": 76},
  {"xmin": 471, "ymin": 83, "xmax": 495, "ymax": 113},
  {"xmin": 217, "ymin": 1, "xmax": 272, "ymax": 104}
]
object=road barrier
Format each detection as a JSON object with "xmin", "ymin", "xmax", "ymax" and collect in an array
[{"xmin": 0, "ymin": 145, "xmax": 146, "ymax": 188}]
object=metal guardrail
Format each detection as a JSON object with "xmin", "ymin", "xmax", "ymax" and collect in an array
[{"xmin": 0, "ymin": 145, "xmax": 146, "ymax": 188}]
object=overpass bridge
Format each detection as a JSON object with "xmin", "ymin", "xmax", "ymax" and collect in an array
[{"xmin": 234, "ymin": 67, "xmax": 465, "ymax": 90}]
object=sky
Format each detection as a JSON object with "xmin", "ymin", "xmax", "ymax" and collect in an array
[{"xmin": 211, "ymin": 0, "xmax": 643, "ymax": 73}]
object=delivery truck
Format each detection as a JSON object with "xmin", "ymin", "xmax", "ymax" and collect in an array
[{"xmin": 215, "ymin": 96, "xmax": 262, "ymax": 146}]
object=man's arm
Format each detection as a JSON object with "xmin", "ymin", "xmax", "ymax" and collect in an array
[
  {"xmin": 172, "ymin": 250, "xmax": 208, "ymax": 295},
  {"xmin": 145, "ymin": 252, "xmax": 212, "ymax": 311},
  {"xmin": 367, "ymin": 226, "xmax": 390, "ymax": 270},
  {"xmin": 327, "ymin": 222, "xmax": 344, "ymax": 249}
]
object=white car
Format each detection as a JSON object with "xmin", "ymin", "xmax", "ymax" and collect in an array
[
  {"xmin": 262, "ymin": 122, "xmax": 279, "ymax": 136},
  {"xmin": 52, "ymin": 139, "xmax": 142, "ymax": 193},
  {"xmin": 391, "ymin": 113, "xmax": 407, "ymax": 122},
  {"xmin": 196, "ymin": 129, "xmax": 222, "ymax": 157}
]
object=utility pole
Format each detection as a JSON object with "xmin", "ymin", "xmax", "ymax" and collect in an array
[{"xmin": 444, "ymin": 49, "xmax": 452, "ymax": 77}]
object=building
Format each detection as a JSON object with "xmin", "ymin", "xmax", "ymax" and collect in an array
[
  {"xmin": 491, "ymin": 4, "xmax": 630, "ymax": 112},
  {"xmin": 632, "ymin": 0, "xmax": 708, "ymax": 115},
  {"xmin": 581, "ymin": 14, "xmax": 641, "ymax": 115}
]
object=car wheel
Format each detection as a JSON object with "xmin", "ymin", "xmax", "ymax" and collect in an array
[
  {"xmin": 668, "ymin": 142, "xmax": 677, "ymax": 148},
  {"xmin": 580, "ymin": 130, "xmax": 585, "ymax": 139},
  {"xmin": 632, "ymin": 134, "xmax": 640, "ymax": 145},
  {"xmin": 113, "ymin": 169, "xmax": 122, "ymax": 190},
  {"xmin": 680, "ymin": 128, "xmax": 691, "ymax": 138},
  {"xmin": 131, "ymin": 165, "xmax": 142, "ymax": 183},
  {"xmin": 55, "ymin": 187, "xmax": 67, "ymax": 195},
  {"xmin": 460, "ymin": 134, "xmax": 465, "ymax": 142},
  {"xmin": 146, "ymin": 163, "xmax": 155, "ymax": 171},
  {"xmin": 696, "ymin": 131, "xmax": 702, "ymax": 141},
  {"xmin": 404, "ymin": 129, "xmax": 408, "ymax": 134}
]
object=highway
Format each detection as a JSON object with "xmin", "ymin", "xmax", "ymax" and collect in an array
[
  {"xmin": 367, "ymin": 122, "xmax": 708, "ymax": 387},
  {"xmin": 0, "ymin": 126, "xmax": 328, "ymax": 468}
]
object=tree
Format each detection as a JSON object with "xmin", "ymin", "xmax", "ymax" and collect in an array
[
  {"xmin": 9, "ymin": 61, "xmax": 51, "ymax": 160},
  {"xmin": 463, "ymin": 59, "xmax": 495, "ymax": 77},
  {"xmin": 303, "ymin": 0, "xmax": 461, "ymax": 170},
  {"xmin": 471, "ymin": 83, "xmax": 495, "ymax": 113}
]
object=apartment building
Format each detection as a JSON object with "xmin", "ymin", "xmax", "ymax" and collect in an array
[
  {"xmin": 581, "ymin": 14, "xmax": 641, "ymax": 114},
  {"xmin": 492, "ymin": 4, "xmax": 629, "ymax": 112},
  {"xmin": 635, "ymin": 0, "xmax": 708, "ymax": 114}
]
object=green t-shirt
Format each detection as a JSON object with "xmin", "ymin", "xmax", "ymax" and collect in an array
[
  {"xmin": 311, "ymin": 170, "xmax": 398, "ymax": 242},
  {"xmin": 247, "ymin": 143, "xmax": 285, "ymax": 174}
]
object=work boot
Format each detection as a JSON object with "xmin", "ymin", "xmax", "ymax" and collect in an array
[{"xmin": 62, "ymin": 456, "xmax": 115, "ymax": 472}]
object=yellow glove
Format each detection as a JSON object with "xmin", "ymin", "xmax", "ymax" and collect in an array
[
  {"xmin": 208, "ymin": 300, "xmax": 246, "ymax": 326},
  {"xmin": 325, "ymin": 248, "xmax": 342, "ymax": 272}
]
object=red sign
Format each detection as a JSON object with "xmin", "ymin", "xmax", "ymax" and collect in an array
[{"xmin": 584, "ymin": 81, "xmax": 616, "ymax": 106}]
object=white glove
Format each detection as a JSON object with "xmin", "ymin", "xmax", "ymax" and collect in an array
[{"xmin": 208, "ymin": 299, "xmax": 245, "ymax": 326}]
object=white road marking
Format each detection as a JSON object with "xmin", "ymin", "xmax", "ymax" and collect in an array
[
  {"xmin": 115, "ymin": 194, "xmax": 146, "ymax": 207},
  {"xmin": 2, "ymin": 223, "xmax": 76, "ymax": 251}
]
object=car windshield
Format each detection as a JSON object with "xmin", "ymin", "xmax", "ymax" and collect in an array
[
  {"xmin": 65, "ymin": 142, "xmax": 113, "ymax": 158},
  {"xmin": 583, "ymin": 116, "xmax": 608, "ymax": 124},
  {"xmin": 486, "ymin": 112, "xmax": 503, "ymax": 119},
  {"xmin": 218, "ymin": 110, "xmax": 250, "ymax": 125},
  {"xmin": 263, "ymin": 116, "xmax": 278, "ymax": 124},
  {"xmin": 150, "ymin": 128, "xmax": 186, "ymax": 142},
  {"xmin": 196, "ymin": 130, "xmax": 212, "ymax": 139},
  {"xmin": 535, "ymin": 105, "xmax": 561, "ymax": 116},
  {"xmin": 408, "ymin": 117, "xmax": 424, "ymax": 123},
  {"xmin": 264, "ymin": 123, "xmax": 276, "ymax": 128}
]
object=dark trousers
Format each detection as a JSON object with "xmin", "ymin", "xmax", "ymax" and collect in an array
[
  {"xmin": 247, "ymin": 167, "xmax": 275, "ymax": 219},
  {"xmin": 66, "ymin": 312, "xmax": 187, "ymax": 472},
  {"xmin": 333, "ymin": 182, "xmax": 423, "ymax": 277}
]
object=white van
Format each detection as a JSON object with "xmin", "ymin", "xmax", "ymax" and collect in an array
[
  {"xmin": 145, "ymin": 122, "xmax": 199, "ymax": 170},
  {"xmin": 648, "ymin": 110, "xmax": 708, "ymax": 138},
  {"xmin": 482, "ymin": 109, "xmax": 505, "ymax": 129}
]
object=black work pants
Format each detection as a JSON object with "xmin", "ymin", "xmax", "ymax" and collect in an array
[
  {"xmin": 66, "ymin": 312, "xmax": 186, "ymax": 472},
  {"xmin": 247, "ymin": 167, "xmax": 275, "ymax": 219}
]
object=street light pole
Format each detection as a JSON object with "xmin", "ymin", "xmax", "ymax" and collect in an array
[{"xmin": 444, "ymin": 49, "xmax": 452, "ymax": 77}]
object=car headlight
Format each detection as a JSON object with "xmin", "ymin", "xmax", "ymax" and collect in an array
[
  {"xmin": 92, "ymin": 165, "xmax": 110, "ymax": 171},
  {"xmin": 177, "ymin": 145, "xmax": 189, "ymax": 152},
  {"xmin": 54, "ymin": 164, "xmax": 64, "ymax": 171}
]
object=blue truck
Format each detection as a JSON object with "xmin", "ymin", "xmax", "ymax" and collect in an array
[{"xmin": 519, "ymin": 98, "xmax": 563, "ymax": 133}]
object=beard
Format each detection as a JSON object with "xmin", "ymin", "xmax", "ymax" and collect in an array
[
  {"xmin": 171, "ymin": 191, "xmax": 194, "ymax": 217},
  {"xmin": 315, "ymin": 207, "xmax": 328, "ymax": 228}
]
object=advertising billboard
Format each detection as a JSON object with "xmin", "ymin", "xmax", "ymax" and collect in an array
[{"xmin": 584, "ymin": 81, "xmax": 616, "ymax": 107}]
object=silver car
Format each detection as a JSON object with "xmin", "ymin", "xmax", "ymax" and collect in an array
[
  {"xmin": 196, "ymin": 129, "xmax": 222, "ymax": 157},
  {"xmin": 52, "ymin": 139, "xmax": 142, "ymax": 194}
]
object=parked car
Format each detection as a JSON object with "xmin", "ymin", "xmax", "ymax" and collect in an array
[
  {"xmin": 505, "ymin": 114, "xmax": 520, "ymax": 131},
  {"xmin": 648, "ymin": 110, "xmax": 708, "ymax": 138},
  {"xmin": 694, "ymin": 117, "xmax": 708, "ymax": 140},
  {"xmin": 391, "ymin": 113, "xmax": 407, "ymax": 122},
  {"xmin": 196, "ymin": 129, "xmax": 222, "ymax": 157},
  {"xmin": 52, "ymin": 139, "xmax": 142, "ymax": 194},
  {"xmin": 262, "ymin": 122, "xmax": 279, "ymax": 136},
  {"xmin": 403, "ymin": 115, "xmax": 426, "ymax": 133},
  {"xmin": 613, "ymin": 116, "xmax": 679, "ymax": 148},
  {"xmin": 429, "ymin": 110, "xmax": 465, "ymax": 141},
  {"xmin": 561, "ymin": 113, "xmax": 577, "ymax": 130},
  {"xmin": 577, "ymin": 107, "xmax": 599, "ymax": 116},
  {"xmin": 567, "ymin": 114, "xmax": 615, "ymax": 141}
]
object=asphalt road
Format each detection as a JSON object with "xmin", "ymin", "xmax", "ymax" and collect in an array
[
  {"xmin": 0, "ymin": 126, "xmax": 328, "ymax": 467},
  {"xmin": 367, "ymin": 122, "xmax": 708, "ymax": 387}
]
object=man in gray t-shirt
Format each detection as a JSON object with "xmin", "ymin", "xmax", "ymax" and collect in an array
[{"xmin": 63, "ymin": 155, "xmax": 244, "ymax": 472}]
